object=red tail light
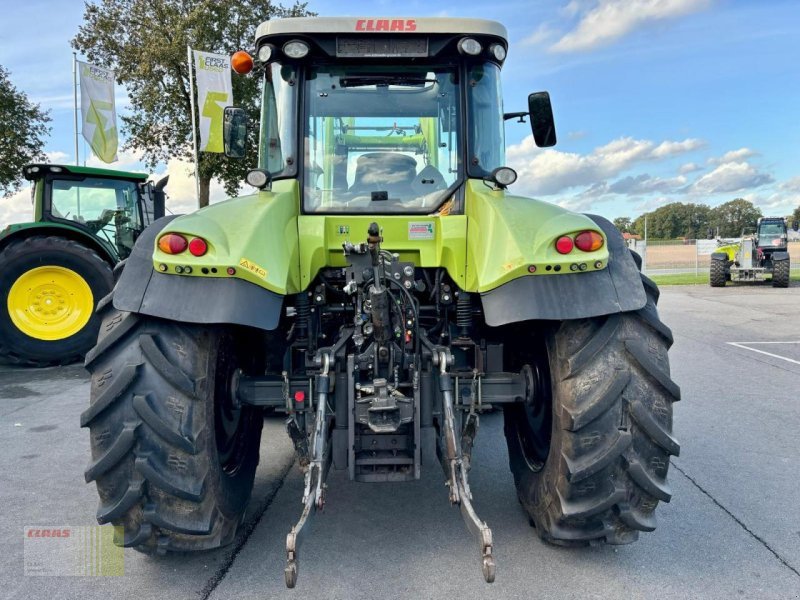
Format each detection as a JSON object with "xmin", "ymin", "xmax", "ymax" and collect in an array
[
  {"xmin": 158, "ymin": 233, "xmax": 188, "ymax": 254},
  {"xmin": 574, "ymin": 231, "xmax": 604, "ymax": 252},
  {"xmin": 555, "ymin": 236, "xmax": 574, "ymax": 254},
  {"xmin": 188, "ymin": 237, "xmax": 208, "ymax": 256}
]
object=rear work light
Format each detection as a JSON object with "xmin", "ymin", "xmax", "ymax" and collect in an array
[
  {"xmin": 188, "ymin": 237, "xmax": 208, "ymax": 257},
  {"xmin": 574, "ymin": 231, "xmax": 604, "ymax": 252},
  {"xmin": 158, "ymin": 233, "xmax": 188, "ymax": 254},
  {"xmin": 555, "ymin": 236, "xmax": 574, "ymax": 254}
]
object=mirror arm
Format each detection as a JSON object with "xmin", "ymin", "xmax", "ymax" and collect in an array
[{"xmin": 503, "ymin": 111, "xmax": 529, "ymax": 123}]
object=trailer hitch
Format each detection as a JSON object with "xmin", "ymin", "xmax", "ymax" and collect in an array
[
  {"xmin": 284, "ymin": 351, "xmax": 333, "ymax": 588},
  {"xmin": 436, "ymin": 349, "xmax": 496, "ymax": 583}
]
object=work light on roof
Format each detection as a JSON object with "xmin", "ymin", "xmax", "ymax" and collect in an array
[
  {"xmin": 489, "ymin": 43, "xmax": 506, "ymax": 61},
  {"xmin": 257, "ymin": 44, "xmax": 274, "ymax": 63},
  {"xmin": 457, "ymin": 37, "xmax": 483, "ymax": 56},
  {"xmin": 283, "ymin": 40, "xmax": 310, "ymax": 59}
]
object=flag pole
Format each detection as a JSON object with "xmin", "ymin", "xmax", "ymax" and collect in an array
[
  {"xmin": 72, "ymin": 52, "xmax": 79, "ymax": 166},
  {"xmin": 187, "ymin": 45, "xmax": 201, "ymax": 204}
]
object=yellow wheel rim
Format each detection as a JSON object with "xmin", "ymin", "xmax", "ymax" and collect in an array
[{"xmin": 7, "ymin": 266, "xmax": 94, "ymax": 341}]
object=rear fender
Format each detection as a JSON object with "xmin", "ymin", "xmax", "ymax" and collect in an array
[
  {"xmin": 480, "ymin": 215, "xmax": 646, "ymax": 325},
  {"xmin": 113, "ymin": 216, "xmax": 284, "ymax": 331}
]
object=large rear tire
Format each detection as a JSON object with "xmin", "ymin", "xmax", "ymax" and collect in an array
[
  {"xmin": 772, "ymin": 259, "xmax": 790, "ymax": 288},
  {"xmin": 82, "ymin": 295, "xmax": 263, "ymax": 553},
  {"xmin": 709, "ymin": 258, "xmax": 727, "ymax": 287},
  {"xmin": 503, "ymin": 274, "xmax": 680, "ymax": 545},
  {"xmin": 0, "ymin": 236, "xmax": 113, "ymax": 366}
]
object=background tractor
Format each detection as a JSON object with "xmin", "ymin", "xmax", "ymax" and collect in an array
[
  {"xmin": 82, "ymin": 17, "xmax": 679, "ymax": 587},
  {"xmin": 710, "ymin": 216, "xmax": 792, "ymax": 287},
  {"xmin": 0, "ymin": 164, "xmax": 166, "ymax": 365}
]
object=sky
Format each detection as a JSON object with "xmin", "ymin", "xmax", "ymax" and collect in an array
[{"xmin": 1, "ymin": 0, "xmax": 799, "ymax": 227}]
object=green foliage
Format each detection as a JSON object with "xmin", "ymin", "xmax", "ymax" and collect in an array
[
  {"xmin": 632, "ymin": 198, "xmax": 765, "ymax": 239},
  {"xmin": 0, "ymin": 66, "xmax": 51, "ymax": 197},
  {"xmin": 612, "ymin": 216, "xmax": 631, "ymax": 233},
  {"xmin": 631, "ymin": 202, "xmax": 711, "ymax": 239},
  {"xmin": 72, "ymin": 0, "xmax": 313, "ymax": 207},
  {"xmin": 709, "ymin": 198, "xmax": 762, "ymax": 237}
]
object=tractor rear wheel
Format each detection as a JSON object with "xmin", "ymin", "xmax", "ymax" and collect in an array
[
  {"xmin": 709, "ymin": 258, "xmax": 727, "ymax": 287},
  {"xmin": 0, "ymin": 236, "xmax": 113, "ymax": 366},
  {"xmin": 503, "ymin": 274, "xmax": 680, "ymax": 545},
  {"xmin": 772, "ymin": 259, "xmax": 790, "ymax": 288},
  {"xmin": 82, "ymin": 297, "xmax": 263, "ymax": 553}
]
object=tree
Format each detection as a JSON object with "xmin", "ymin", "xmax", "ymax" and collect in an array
[
  {"xmin": 0, "ymin": 66, "xmax": 51, "ymax": 197},
  {"xmin": 72, "ymin": 0, "xmax": 313, "ymax": 207},
  {"xmin": 792, "ymin": 205, "xmax": 800, "ymax": 227},
  {"xmin": 613, "ymin": 216, "xmax": 632, "ymax": 233},
  {"xmin": 631, "ymin": 202, "xmax": 711, "ymax": 239},
  {"xmin": 710, "ymin": 198, "xmax": 762, "ymax": 237}
]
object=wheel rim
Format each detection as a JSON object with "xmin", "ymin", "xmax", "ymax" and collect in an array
[
  {"xmin": 515, "ymin": 362, "xmax": 553, "ymax": 473},
  {"xmin": 215, "ymin": 350, "xmax": 250, "ymax": 476},
  {"xmin": 7, "ymin": 266, "xmax": 94, "ymax": 341}
]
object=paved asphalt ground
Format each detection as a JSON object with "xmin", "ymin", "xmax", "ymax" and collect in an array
[{"xmin": 1, "ymin": 285, "xmax": 799, "ymax": 599}]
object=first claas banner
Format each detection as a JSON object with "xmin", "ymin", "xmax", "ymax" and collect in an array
[
  {"xmin": 78, "ymin": 61, "xmax": 118, "ymax": 163},
  {"xmin": 193, "ymin": 50, "xmax": 233, "ymax": 153}
]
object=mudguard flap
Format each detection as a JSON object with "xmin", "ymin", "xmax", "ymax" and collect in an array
[
  {"xmin": 113, "ymin": 216, "xmax": 284, "ymax": 331},
  {"xmin": 771, "ymin": 251, "xmax": 789, "ymax": 261},
  {"xmin": 711, "ymin": 252, "xmax": 729, "ymax": 261},
  {"xmin": 480, "ymin": 215, "xmax": 646, "ymax": 325}
]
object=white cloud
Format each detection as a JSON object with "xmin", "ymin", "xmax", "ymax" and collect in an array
[
  {"xmin": 651, "ymin": 138, "xmax": 705, "ymax": 158},
  {"xmin": 708, "ymin": 147, "xmax": 757, "ymax": 164},
  {"xmin": 0, "ymin": 186, "xmax": 35, "ymax": 228},
  {"xmin": 608, "ymin": 173, "xmax": 687, "ymax": 194},
  {"xmin": 678, "ymin": 162, "xmax": 703, "ymax": 174},
  {"xmin": 778, "ymin": 176, "xmax": 800, "ymax": 193},
  {"xmin": 507, "ymin": 134, "xmax": 703, "ymax": 196},
  {"xmin": 689, "ymin": 161, "xmax": 774, "ymax": 195},
  {"xmin": 521, "ymin": 24, "xmax": 558, "ymax": 46},
  {"xmin": 549, "ymin": 0, "xmax": 714, "ymax": 53}
]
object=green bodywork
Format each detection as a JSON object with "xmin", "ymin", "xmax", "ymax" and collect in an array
[
  {"xmin": 0, "ymin": 164, "xmax": 150, "ymax": 262},
  {"xmin": 714, "ymin": 243, "xmax": 739, "ymax": 262},
  {"xmin": 152, "ymin": 179, "xmax": 608, "ymax": 295}
]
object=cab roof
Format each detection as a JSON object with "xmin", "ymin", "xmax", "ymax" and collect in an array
[
  {"xmin": 256, "ymin": 17, "xmax": 507, "ymax": 42},
  {"xmin": 23, "ymin": 164, "xmax": 148, "ymax": 182}
]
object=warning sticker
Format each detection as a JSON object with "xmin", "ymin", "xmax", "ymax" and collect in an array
[
  {"xmin": 408, "ymin": 221, "xmax": 434, "ymax": 240},
  {"xmin": 238, "ymin": 258, "xmax": 268, "ymax": 279}
]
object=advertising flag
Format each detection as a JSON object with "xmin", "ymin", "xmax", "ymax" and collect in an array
[
  {"xmin": 78, "ymin": 61, "xmax": 118, "ymax": 163},
  {"xmin": 193, "ymin": 50, "xmax": 233, "ymax": 153}
]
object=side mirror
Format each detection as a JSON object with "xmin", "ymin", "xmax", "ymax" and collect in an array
[
  {"xmin": 152, "ymin": 175, "xmax": 168, "ymax": 220},
  {"xmin": 528, "ymin": 91, "xmax": 557, "ymax": 148},
  {"xmin": 223, "ymin": 106, "xmax": 247, "ymax": 159}
]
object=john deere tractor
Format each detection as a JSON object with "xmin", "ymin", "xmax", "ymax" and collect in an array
[
  {"xmin": 0, "ymin": 164, "xmax": 166, "ymax": 365},
  {"xmin": 82, "ymin": 17, "xmax": 679, "ymax": 587},
  {"xmin": 710, "ymin": 217, "xmax": 791, "ymax": 287}
]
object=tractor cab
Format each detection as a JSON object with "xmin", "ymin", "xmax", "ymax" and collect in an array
[
  {"xmin": 226, "ymin": 17, "xmax": 555, "ymax": 215},
  {"xmin": 755, "ymin": 217, "xmax": 788, "ymax": 254},
  {"xmin": 23, "ymin": 164, "xmax": 166, "ymax": 260}
]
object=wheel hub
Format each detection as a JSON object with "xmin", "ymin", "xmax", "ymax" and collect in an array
[{"xmin": 7, "ymin": 266, "xmax": 94, "ymax": 340}]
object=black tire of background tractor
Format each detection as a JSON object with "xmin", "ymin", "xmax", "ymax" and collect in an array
[
  {"xmin": 503, "ymin": 274, "xmax": 680, "ymax": 545},
  {"xmin": 772, "ymin": 259, "xmax": 790, "ymax": 288},
  {"xmin": 0, "ymin": 235, "xmax": 113, "ymax": 367},
  {"xmin": 81, "ymin": 297, "xmax": 263, "ymax": 553},
  {"xmin": 709, "ymin": 258, "xmax": 727, "ymax": 287}
]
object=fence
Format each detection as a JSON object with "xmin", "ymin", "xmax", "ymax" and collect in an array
[{"xmin": 626, "ymin": 239, "xmax": 800, "ymax": 276}]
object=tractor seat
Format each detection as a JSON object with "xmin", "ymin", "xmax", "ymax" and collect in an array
[{"xmin": 349, "ymin": 153, "xmax": 417, "ymax": 197}]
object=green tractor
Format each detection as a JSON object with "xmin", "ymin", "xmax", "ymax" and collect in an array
[
  {"xmin": 82, "ymin": 17, "xmax": 679, "ymax": 587},
  {"xmin": 0, "ymin": 164, "xmax": 166, "ymax": 366},
  {"xmin": 710, "ymin": 216, "xmax": 792, "ymax": 287}
]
